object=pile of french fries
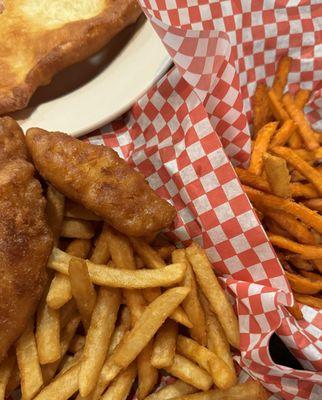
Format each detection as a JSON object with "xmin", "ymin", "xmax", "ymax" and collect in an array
[
  {"xmin": 238, "ymin": 56, "xmax": 322, "ymax": 318},
  {"xmin": 0, "ymin": 187, "xmax": 268, "ymax": 400}
]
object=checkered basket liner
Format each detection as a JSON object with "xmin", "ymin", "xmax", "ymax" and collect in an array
[{"xmin": 86, "ymin": 1, "xmax": 322, "ymax": 399}]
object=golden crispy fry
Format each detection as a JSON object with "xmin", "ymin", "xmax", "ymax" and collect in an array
[
  {"xmin": 287, "ymin": 302, "xmax": 303, "ymax": 320},
  {"xmin": 168, "ymin": 380, "xmax": 269, "ymax": 400},
  {"xmin": 61, "ymin": 218, "xmax": 95, "ymax": 239},
  {"xmin": 294, "ymin": 89, "xmax": 311, "ymax": 109},
  {"xmin": 0, "ymin": 353, "xmax": 15, "ymax": 400},
  {"xmin": 36, "ymin": 302, "xmax": 60, "ymax": 364},
  {"xmin": 268, "ymin": 233, "xmax": 322, "ymax": 260},
  {"xmin": 285, "ymin": 271, "xmax": 322, "ymax": 294},
  {"xmin": 263, "ymin": 209, "xmax": 315, "ymax": 244},
  {"xmin": 303, "ymin": 199, "xmax": 322, "ymax": 213},
  {"xmin": 130, "ymin": 237, "xmax": 166, "ymax": 269},
  {"xmin": 268, "ymin": 89, "xmax": 289, "ymax": 122},
  {"xmin": 90, "ymin": 224, "xmax": 110, "ymax": 264},
  {"xmin": 137, "ymin": 340, "xmax": 158, "ymax": 400},
  {"xmin": 263, "ymin": 153, "xmax": 290, "ymax": 198},
  {"xmin": 107, "ymin": 307, "xmax": 131, "ymax": 356},
  {"xmin": 286, "ymin": 255, "xmax": 314, "ymax": 271},
  {"xmin": 145, "ymin": 380, "xmax": 197, "ymax": 400},
  {"xmin": 5, "ymin": 361, "xmax": 20, "ymax": 397},
  {"xmin": 248, "ymin": 122, "xmax": 279, "ymax": 175},
  {"xmin": 272, "ymin": 56, "xmax": 291, "ymax": 98},
  {"xmin": 252, "ymin": 83, "xmax": 272, "ymax": 135},
  {"xmin": 60, "ymin": 300, "xmax": 78, "ymax": 328},
  {"xmin": 79, "ymin": 287, "xmax": 121, "ymax": 397},
  {"xmin": 272, "ymin": 146, "xmax": 322, "ymax": 195},
  {"xmin": 64, "ymin": 200, "xmax": 100, "ymax": 221},
  {"xmin": 172, "ymin": 249, "xmax": 207, "ymax": 345},
  {"xmin": 101, "ymin": 362, "xmax": 137, "ymax": 400},
  {"xmin": 165, "ymin": 354, "xmax": 212, "ymax": 391},
  {"xmin": 243, "ymin": 185, "xmax": 322, "ymax": 233},
  {"xmin": 69, "ymin": 257, "xmax": 97, "ymax": 330},
  {"xmin": 177, "ymin": 335, "xmax": 236, "ymax": 390},
  {"xmin": 157, "ymin": 245, "xmax": 177, "ymax": 259},
  {"xmin": 66, "ymin": 239, "xmax": 92, "ymax": 258},
  {"xmin": 135, "ymin": 256, "xmax": 145, "ymax": 269},
  {"xmin": 151, "ymin": 319, "xmax": 178, "ymax": 369},
  {"xmin": 270, "ymin": 119, "xmax": 295, "ymax": 147},
  {"xmin": 186, "ymin": 242, "xmax": 239, "ymax": 349},
  {"xmin": 58, "ymin": 351, "xmax": 83, "ymax": 376},
  {"xmin": 282, "ymin": 93, "xmax": 319, "ymax": 150},
  {"xmin": 16, "ymin": 320, "xmax": 43, "ymax": 400},
  {"xmin": 49, "ymin": 248, "xmax": 186, "ymax": 289},
  {"xmin": 34, "ymin": 363, "xmax": 80, "ymax": 400},
  {"xmin": 93, "ymin": 287, "xmax": 189, "ymax": 399},
  {"xmin": 294, "ymin": 293, "xmax": 322, "ymax": 309},
  {"xmin": 68, "ymin": 335, "xmax": 85, "ymax": 354},
  {"xmin": 46, "ymin": 185, "xmax": 65, "ymax": 245}
]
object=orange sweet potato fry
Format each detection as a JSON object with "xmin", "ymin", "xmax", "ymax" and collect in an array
[
  {"xmin": 287, "ymin": 303, "xmax": 303, "ymax": 320},
  {"xmin": 270, "ymin": 120, "xmax": 295, "ymax": 148},
  {"xmin": 303, "ymin": 199, "xmax": 322, "ymax": 213},
  {"xmin": 300, "ymin": 270, "xmax": 322, "ymax": 284},
  {"xmin": 268, "ymin": 90, "xmax": 289, "ymax": 122},
  {"xmin": 272, "ymin": 146, "xmax": 322, "ymax": 195},
  {"xmin": 294, "ymin": 89, "xmax": 311, "ymax": 109},
  {"xmin": 282, "ymin": 93, "xmax": 319, "ymax": 150},
  {"xmin": 285, "ymin": 271, "xmax": 322, "ymax": 294},
  {"xmin": 313, "ymin": 259, "xmax": 322, "ymax": 274},
  {"xmin": 248, "ymin": 122, "xmax": 279, "ymax": 175},
  {"xmin": 252, "ymin": 83, "xmax": 272, "ymax": 135},
  {"xmin": 263, "ymin": 153, "xmax": 291, "ymax": 198},
  {"xmin": 272, "ymin": 56, "xmax": 292, "ymax": 99},
  {"xmin": 294, "ymin": 293, "xmax": 322, "ymax": 309},
  {"xmin": 290, "ymin": 183, "xmax": 318, "ymax": 199},
  {"xmin": 268, "ymin": 233, "xmax": 322, "ymax": 260},
  {"xmin": 235, "ymin": 168, "xmax": 270, "ymax": 192}
]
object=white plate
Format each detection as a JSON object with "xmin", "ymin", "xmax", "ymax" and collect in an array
[{"xmin": 11, "ymin": 16, "xmax": 171, "ymax": 137}]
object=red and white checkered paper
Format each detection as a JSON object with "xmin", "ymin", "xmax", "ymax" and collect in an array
[{"xmin": 86, "ymin": 1, "xmax": 322, "ymax": 399}]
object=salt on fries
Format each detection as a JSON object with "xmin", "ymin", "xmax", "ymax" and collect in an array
[{"xmin": 245, "ymin": 55, "xmax": 322, "ymax": 315}]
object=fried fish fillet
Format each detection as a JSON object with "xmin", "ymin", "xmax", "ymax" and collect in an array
[
  {"xmin": 0, "ymin": 0, "xmax": 141, "ymax": 114},
  {"xmin": 26, "ymin": 129, "xmax": 176, "ymax": 237},
  {"xmin": 0, "ymin": 118, "xmax": 53, "ymax": 362}
]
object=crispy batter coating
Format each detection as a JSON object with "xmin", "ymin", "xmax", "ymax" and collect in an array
[{"xmin": 0, "ymin": 118, "xmax": 53, "ymax": 362}]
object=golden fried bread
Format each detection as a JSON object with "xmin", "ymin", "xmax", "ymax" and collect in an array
[
  {"xmin": 0, "ymin": 0, "xmax": 141, "ymax": 114},
  {"xmin": 0, "ymin": 118, "xmax": 53, "ymax": 362},
  {"xmin": 26, "ymin": 128, "xmax": 176, "ymax": 237}
]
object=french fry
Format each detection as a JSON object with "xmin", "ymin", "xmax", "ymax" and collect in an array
[
  {"xmin": 90, "ymin": 223, "xmax": 111, "ymax": 264},
  {"xmin": 300, "ymin": 270, "xmax": 322, "ymax": 283},
  {"xmin": 69, "ymin": 257, "xmax": 97, "ymax": 330},
  {"xmin": 36, "ymin": 302, "xmax": 61, "ymax": 364},
  {"xmin": 268, "ymin": 89, "xmax": 289, "ymax": 122},
  {"xmin": 166, "ymin": 380, "xmax": 268, "ymax": 400},
  {"xmin": 282, "ymin": 93, "xmax": 319, "ymax": 150},
  {"xmin": 265, "ymin": 218, "xmax": 292, "ymax": 238},
  {"xmin": 176, "ymin": 335, "xmax": 236, "ymax": 390},
  {"xmin": 272, "ymin": 56, "xmax": 291, "ymax": 99},
  {"xmin": 58, "ymin": 351, "xmax": 83, "ymax": 376},
  {"xmin": 79, "ymin": 287, "xmax": 121, "ymax": 397},
  {"xmin": 130, "ymin": 237, "xmax": 166, "ymax": 269},
  {"xmin": 108, "ymin": 307, "xmax": 131, "ymax": 355},
  {"xmin": 60, "ymin": 300, "xmax": 78, "ymax": 328},
  {"xmin": 186, "ymin": 242, "xmax": 239, "ymax": 349},
  {"xmin": 252, "ymin": 83, "xmax": 272, "ymax": 135},
  {"xmin": 68, "ymin": 335, "xmax": 85, "ymax": 354},
  {"xmin": 290, "ymin": 169, "xmax": 306, "ymax": 182},
  {"xmin": 101, "ymin": 362, "xmax": 137, "ymax": 400},
  {"xmin": 294, "ymin": 293, "xmax": 322, "ymax": 309},
  {"xmin": 46, "ymin": 185, "xmax": 65, "ymax": 244},
  {"xmin": 248, "ymin": 122, "xmax": 279, "ymax": 175},
  {"xmin": 157, "ymin": 245, "xmax": 176, "ymax": 259},
  {"xmin": 33, "ymin": 363, "xmax": 80, "ymax": 400},
  {"xmin": 288, "ymin": 130, "xmax": 303, "ymax": 149},
  {"xmin": 294, "ymin": 88, "xmax": 311, "ymax": 108},
  {"xmin": 286, "ymin": 255, "xmax": 314, "ymax": 271},
  {"xmin": 263, "ymin": 153, "xmax": 290, "ymax": 198},
  {"xmin": 270, "ymin": 119, "xmax": 295, "ymax": 148},
  {"xmin": 16, "ymin": 320, "xmax": 43, "ymax": 400},
  {"xmin": 303, "ymin": 199, "xmax": 322, "ymax": 213},
  {"xmin": 137, "ymin": 340, "xmax": 159, "ymax": 399},
  {"xmin": 151, "ymin": 319, "xmax": 178, "ymax": 368},
  {"xmin": 290, "ymin": 183, "xmax": 318, "ymax": 199},
  {"xmin": 285, "ymin": 271, "xmax": 322, "ymax": 294},
  {"xmin": 313, "ymin": 259, "xmax": 322, "ymax": 273},
  {"xmin": 293, "ymin": 149, "xmax": 317, "ymax": 162},
  {"xmin": 287, "ymin": 302, "xmax": 303, "ymax": 320},
  {"xmin": 93, "ymin": 287, "xmax": 189, "ymax": 399},
  {"xmin": 165, "ymin": 354, "xmax": 212, "ymax": 391},
  {"xmin": 0, "ymin": 353, "xmax": 15, "ymax": 400},
  {"xmin": 49, "ymin": 248, "xmax": 187, "ymax": 289},
  {"xmin": 61, "ymin": 218, "xmax": 95, "ymax": 239},
  {"xmin": 172, "ymin": 249, "xmax": 207, "ymax": 345},
  {"xmin": 145, "ymin": 380, "xmax": 197, "ymax": 400},
  {"xmin": 262, "ymin": 209, "xmax": 315, "ymax": 244},
  {"xmin": 64, "ymin": 200, "xmax": 100, "ymax": 221},
  {"xmin": 47, "ymin": 239, "xmax": 92, "ymax": 309},
  {"xmin": 272, "ymin": 146, "xmax": 322, "ymax": 195},
  {"xmin": 5, "ymin": 362, "xmax": 20, "ymax": 397},
  {"xmin": 243, "ymin": 185, "xmax": 322, "ymax": 233},
  {"xmin": 268, "ymin": 233, "xmax": 322, "ymax": 260}
]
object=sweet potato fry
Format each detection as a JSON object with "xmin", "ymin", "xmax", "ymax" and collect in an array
[
  {"xmin": 294, "ymin": 89, "xmax": 311, "ymax": 109},
  {"xmin": 272, "ymin": 146, "xmax": 322, "ymax": 195},
  {"xmin": 244, "ymin": 185, "xmax": 322, "ymax": 233},
  {"xmin": 263, "ymin": 153, "xmax": 290, "ymax": 198},
  {"xmin": 303, "ymin": 199, "xmax": 322, "ymax": 213},
  {"xmin": 287, "ymin": 302, "xmax": 303, "ymax": 320},
  {"xmin": 268, "ymin": 233, "xmax": 322, "ymax": 260},
  {"xmin": 272, "ymin": 56, "xmax": 291, "ymax": 98},
  {"xmin": 294, "ymin": 293, "xmax": 322, "ymax": 309},
  {"xmin": 285, "ymin": 271, "xmax": 322, "ymax": 294},
  {"xmin": 313, "ymin": 259, "xmax": 322, "ymax": 273},
  {"xmin": 248, "ymin": 122, "xmax": 279, "ymax": 175},
  {"xmin": 290, "ymin": 183, "xmax": 318, "ymax": 199},
  {"xmin": 265, "ymin": 218, "xmax": 292, "ymax": 238},
  {"xmin": 268, "ymin": 89, "xmax": 289, "ymax": 122},
  {"xmin": 252, "ymin": 83, "xmax": 272, "ymax": 135},
  {"xmin": 282, "ymin": 93, "xmax": 319, "ymax": 150},
  {"xmin": 270, "ymin": 119, "xmax": 295, "ymax": 148},
  {"xmin": 286, "ymin": 255, "xmax": 314, "ymax": 271},
  {"xmin": 300, "ymin": 270, "xmax": 322, "ymax": 284}
]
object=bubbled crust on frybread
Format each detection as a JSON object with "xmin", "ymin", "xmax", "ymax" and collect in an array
[
  {"xmin": 26, "ymin": 128, "xmax": 176, "ymax": 237},
  {"xmin": 0, "ymin": 118, "xmax": 53, "ymax": 362}
]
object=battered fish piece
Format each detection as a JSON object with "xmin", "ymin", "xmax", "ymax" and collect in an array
[
  {"xmin": 0, "ymin": 118, "xmax": 53, "ymax": 362},
  {"xmin": 26, "ymin": 129, "xmax": 176, "ymax": 237}
]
